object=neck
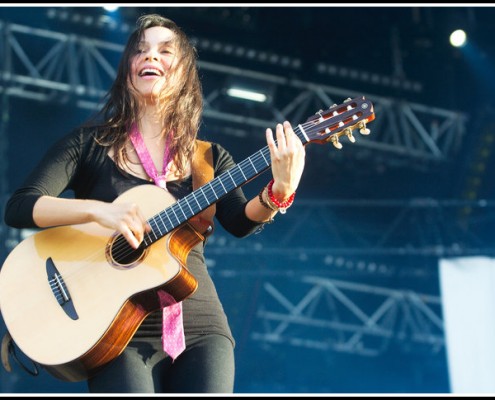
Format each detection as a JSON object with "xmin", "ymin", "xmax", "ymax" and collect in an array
[{"xmin": 136, "ymin": 114, "xmax": 164, "ymax": 140}]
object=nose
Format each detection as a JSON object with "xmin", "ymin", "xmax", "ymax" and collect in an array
[{"xmin": 144, "ymin": 48, "xmax": 159, "ymax": 61}]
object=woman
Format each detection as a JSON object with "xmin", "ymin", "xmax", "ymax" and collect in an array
[{"xmin": 4, "ymin": 14, "xmax": 305, "ymax": 393}]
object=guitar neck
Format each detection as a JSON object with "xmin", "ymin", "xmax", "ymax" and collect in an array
[
  {"xmin": 140, "ymin": 96, "xmax": 375, "ymax": 247},
  {"xmin": 143, "ymin": 126, "xmax": 308, "ymax": 245}
]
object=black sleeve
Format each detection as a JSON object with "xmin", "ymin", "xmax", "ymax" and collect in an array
[
  {"xmin": 212, "ymin": 143, "xmax": 267, "ymax": 238},
  {"xmin": 4, "ymin": 128, "xmax": 94, "ymax": 229}
]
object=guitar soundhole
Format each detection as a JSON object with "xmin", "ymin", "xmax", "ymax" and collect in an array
[{"xmin": 106, "ymin": 234, "xmax": 146, "ymax": 268}]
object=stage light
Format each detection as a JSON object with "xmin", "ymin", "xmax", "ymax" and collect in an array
[
  {"xmin": 450, "ymin": 29, "xmax": 467, "ymax": 48},
  {"xmin": 226, "ymin": 87, "xmax": 268, "ymax": 103},
  {"xmin": 103, "ymin": 6, "xmax": 119, "ymax": 12}
]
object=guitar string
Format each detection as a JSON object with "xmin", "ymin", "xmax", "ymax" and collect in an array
[
  {"xmin": 105, "ymin": 103, "xmax": 367, "ymax": 263},
  {"xmin": 63, "ymin": 103, "xmax": 368, "ymax": 277},
  {"xmin": 50, "ymin": 102, "xmax": 368, "ymax": 291},
  {"xmin": 51, "ymin": 124, "xmax": 302, "ymax": 288},
  {"xmin": 108, "ymin": 122, "xmax": 307, "ymax": 261},
  {"xmin": 107, "ymin": 148, "xmax": 273, "ymax": 262},
  {"xmin": 107, "ymin": 108, "xmax": 366, "ymax": 263}
]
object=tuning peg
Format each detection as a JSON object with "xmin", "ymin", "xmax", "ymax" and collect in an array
[
  {"xmin": 358, "ymin": 122, "xmax": 371, "ymax": 135},
  {"xmin": 330, "ymin": 136, "xmax": 343, "ymax": 149},
  {"xmin": 344, "ymin": 128, "xmax": 355, "ymax": 143}
]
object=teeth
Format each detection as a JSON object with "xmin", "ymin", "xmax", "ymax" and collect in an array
[{"xmin": 139, "ymin": 68, "xmax": 161, "ymax": 76}]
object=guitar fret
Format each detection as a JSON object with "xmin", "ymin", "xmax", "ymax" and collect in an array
[
  {"xmin": 219, "ymin": 178, "xmax": 228, "ymax": 194},
  {"xmin": 168, "ymin": 206, "xmax": 181, "ymax": 226},
  {"xmin": 149, "ymin": 219, "xmax": 161, "ymax": 239},
  {"xmin": 159, "ymin": 212, "xmax": 170, "ymax": 232},
  {"xmin": 191, "ymin": 191, "xmax": 202, "ymax": 209},
  {"xmin": 225, "ymin": 176, "xmax": 236, "ymax": 191},
  {"xmin": 297, "ymin": 124, "xmax": 309, "ymax": 142},
  {"xmin": 162, "ymin": 210, "xmax": 174, "ymax": 230},
  {"xmin": 157, "ymin": 214, "xmax": 168, "ymax": 234},
  {"xmin": 227, "ymin": 169, "xmax": 237, "ymax": 186},
  {"xmin": 248, "ymin": 157, "xmax": 258, "ymax": 174},
  {"xmin": 182, "ymin": 197, "xmax": 196, "ymax": 216},
  {"xmin": 242, "ymin": 157, "xmax": 259, "ymax": 177},
  {"xmin": 207, "ymin": 181, "xmax": 219, "ymax": 200},
  {"xmin": 173, "ymin": 202, "xmax": 188, "ymax": 221},
  {"xmin": 199, "ymin": 186, "xmax": 211, "ymax": 205},
  {"xmin": 235, "ymin": 165, "xmax": 247, "ymax": 182},
  {"xmin": 260, "ymin": 149, "xmax": 269, "ymax": 165}
]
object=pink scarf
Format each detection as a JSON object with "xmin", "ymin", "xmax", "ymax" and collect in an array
[{"xmin": 129, "ymin": 123, "xmax": 186, "ymax": 361}]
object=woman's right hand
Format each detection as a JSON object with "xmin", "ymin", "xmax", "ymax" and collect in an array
[
  {"xmin": 33, "ymin": 196, "xmax": 150, "ymax": 250},
  {"xmin": 90, "ymin": 201, "xmax": 151, "ymax": 249}
]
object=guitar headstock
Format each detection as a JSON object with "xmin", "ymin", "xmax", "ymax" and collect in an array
[{"xmin": 303, "ymin": 96, "xmax": 375, "ymax": 149}]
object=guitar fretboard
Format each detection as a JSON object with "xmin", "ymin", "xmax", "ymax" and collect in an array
[
  {"xmin": 137, "ymin": 95, "xmax": 374, "ymax": 247},
  {"xmin": 143, "ymin": 126, "xmax": 307, "ymax": 245}
]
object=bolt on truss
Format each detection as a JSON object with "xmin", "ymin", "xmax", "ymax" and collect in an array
[{"xmin": 0, "ymin": 20, "xmax": 468, "ymax": 169}]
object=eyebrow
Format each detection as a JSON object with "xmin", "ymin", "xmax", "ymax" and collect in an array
[{"xmin": 138, "ymin": 39, "xmax": 175, "ymax": 46}]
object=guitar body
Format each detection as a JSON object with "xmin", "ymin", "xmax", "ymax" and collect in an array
[{"xmin": 0, "ymin": 185, "xmax": 200, "ymax": 382}]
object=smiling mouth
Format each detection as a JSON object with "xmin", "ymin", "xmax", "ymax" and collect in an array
[{"xmin": 138, "ymin": 68, "xmax": 163, "ymax": 77}]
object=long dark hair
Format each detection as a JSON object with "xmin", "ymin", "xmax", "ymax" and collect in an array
[{"xmin": 91, "ymin": 14, "xmax": 203, "ymax": 178}]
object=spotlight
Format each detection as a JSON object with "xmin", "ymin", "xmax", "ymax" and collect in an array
[
  {"xmin": 450, "ymin": 29, "xmax": 467, "ymax": 48},
  {"xmin": 103, "ymin": 6, "xmax": 119, "ymax": 12}
]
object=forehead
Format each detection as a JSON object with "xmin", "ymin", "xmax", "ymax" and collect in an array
[{"xmin": 140, "ymin": 26, "xmax": 176, "ymax": 45}]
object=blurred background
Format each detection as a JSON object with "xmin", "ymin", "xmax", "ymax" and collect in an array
[{"xmin": 1, "ymin": 4, "xmax": 495, "ymax": 394}]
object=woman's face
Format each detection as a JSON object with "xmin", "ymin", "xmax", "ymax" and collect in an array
[{"xmin": 130, "ymin": 26, "xmax": 179, "ymax": 100}]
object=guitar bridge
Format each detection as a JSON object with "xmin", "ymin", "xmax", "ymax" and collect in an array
[{"xmin": 46, "ymin": 257, "xmax": 79, "ymax": 320}]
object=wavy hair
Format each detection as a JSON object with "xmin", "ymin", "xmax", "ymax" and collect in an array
[{"xmin": 91, "ymin": 14, "xmax": 203, "ymax": 178}]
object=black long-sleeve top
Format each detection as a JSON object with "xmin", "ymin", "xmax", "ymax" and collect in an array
[{"xmin": 4, "ymin": 126, "xmax": 265, "ymax": 345}]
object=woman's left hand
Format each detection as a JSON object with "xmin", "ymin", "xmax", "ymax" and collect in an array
[{"xmin": 266, "ymin": 121, "xmax": 306, "ymax": 201}]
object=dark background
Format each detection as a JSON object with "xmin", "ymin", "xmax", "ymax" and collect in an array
[{"xmin": 0, "ymin": 4, "xmax": 494, "ymax": 394}]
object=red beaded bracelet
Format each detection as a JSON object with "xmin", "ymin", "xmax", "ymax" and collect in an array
[
  {"xmin": 259, "ymin": 186, "xmax": 278, "ymax": 211},
  {"xmin": 267, "ymin": 179, "xmax": 296, "ymax": 214}
]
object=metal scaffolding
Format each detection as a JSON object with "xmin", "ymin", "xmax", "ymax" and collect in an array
[
  {"xmin": 0, "ymin": 20, "xmax": 467, "ymax": 167},
  {"xmin": 0, "ymin": 19, "xmax": 479, "ymax": 359},
  {"xmin": 206, "ymin": 198, "xmax": 495, "ymax": 258},
  {"xmin": 251, "ymin": 276, "xmax": 445, "ymax": 357},
  {"xmin": 205, "ymin": 197, "xmax": 495, "ymax": 356}
]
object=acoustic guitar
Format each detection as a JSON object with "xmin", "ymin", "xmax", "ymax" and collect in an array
[{"xmin": 0, "ymin": 96, "xmax": 375, "ymax": 381}]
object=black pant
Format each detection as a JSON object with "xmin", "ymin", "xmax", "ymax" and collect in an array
[{"xmin": 87, "ymin": 333, "xmax": 235, "ymax": 393}]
